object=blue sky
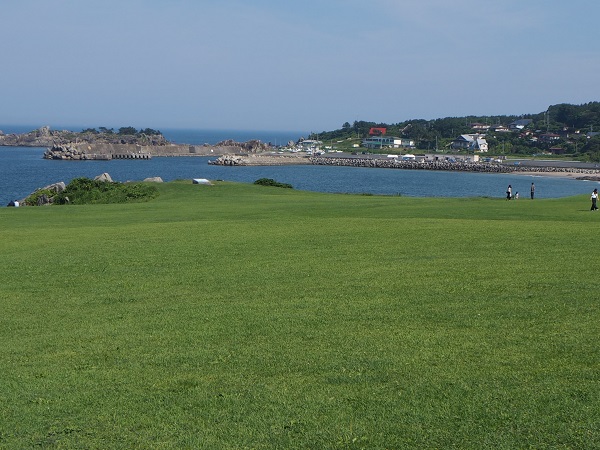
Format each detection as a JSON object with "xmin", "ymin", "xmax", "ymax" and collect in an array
[{"xmin": 2, "ymin": 0, "xmax": 599, "ymax": 132}]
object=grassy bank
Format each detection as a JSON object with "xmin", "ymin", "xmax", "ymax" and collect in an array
[{"xmin": 1, "ymin": 181, "xmax": 598, "ymax": 448}]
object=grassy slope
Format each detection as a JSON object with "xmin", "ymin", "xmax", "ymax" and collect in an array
[{"xmin": 1, "ymin": 181, "xmax": 598, "ymax": 448}]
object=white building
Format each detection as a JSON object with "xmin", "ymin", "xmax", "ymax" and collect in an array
[
  {"xmin": 362, "ymin": 136, "xmax": 415, "ymax": 149},
  {"xmin": 300, "ymin": 139, "xmax": 322, "ymax": 151},
  {"xmin": 450, "ymin": 134, "xmax": 488, "ymax": 152}
]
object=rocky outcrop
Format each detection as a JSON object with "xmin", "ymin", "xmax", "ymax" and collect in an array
[
  {"xmin": 2, "ymin": 127, "xmax": 277, "ymax": 160},
  {"xmin": 41, "ymin": 181, "xmax": 67, "ymax": 193},
  {"xmin": 0, "ymin": 126, "xmax": 169, "ymax": 147},
  {"xmin": 215, "ymin": 139, "xmax": 271, "ymax": 153},
  {"xmin": 21, "ymin": 181, "xmax": 68, "ymax": 206},
  {"xmin": 143, "ymin": 177, "xmax": 163, "ymax": 183},
  {"xmin": 0, "ymin": 126, "xmax": 56, "ymax": 147}
]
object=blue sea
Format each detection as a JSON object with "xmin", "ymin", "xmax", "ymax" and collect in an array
[{"xmin": 0, "ymin": 126, "xmax": 597, "ymax": 206}]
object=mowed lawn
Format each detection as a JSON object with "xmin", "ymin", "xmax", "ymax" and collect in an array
[{"xmin": 1, "ymin": 181, "xmax": 599, "ymax": 449}]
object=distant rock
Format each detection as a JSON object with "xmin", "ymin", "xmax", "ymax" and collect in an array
[
  {"xmin": 143, "ymin": 177, "xmax": 163, "ymax": 183},
  {"xmin": 0, "ymin": 126, "xmax": 169, "ymax": 147},
  {"xmin": 36, "ymin": 193, "xmax": 51, "ymax": 206},
  {"xmin": 215, "ymin": 139, "xmax": 271, "ymax": 153}
]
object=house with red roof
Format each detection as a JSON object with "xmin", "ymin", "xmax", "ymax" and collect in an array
[{"xmin": 368, "ymin": 127, "xmax": 387, "ymax": 136}]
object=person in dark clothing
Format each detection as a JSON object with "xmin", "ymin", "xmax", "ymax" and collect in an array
[
  {"xmin": 506, "ymin": 185, "xmax": 512, "ymax": 200},
  {"xmin": 530, "ymin": 182, "xmax": 535, "ymax": 199},
  {"xmin": 591, "ymin": 188, "xmax": 598, "ymax": 211}
]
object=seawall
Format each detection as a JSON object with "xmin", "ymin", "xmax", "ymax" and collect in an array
[
  {"xmin": 44, "ymin": 143, "xmax": 246, "ymax": 160},
  {"xmin": 309, "ymin": 157, "xmax": 512, "ymax": 173},
  {"xmin": 309, "ymin": 156, "xmax": 600, "ymax": 177},
  {"xmin": 207, "ymin": 153, "xmax": 600, "ymax": 176}
]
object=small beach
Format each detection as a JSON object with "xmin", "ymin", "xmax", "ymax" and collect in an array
[{"xmin": 513, "ymin": 170, "xmax": 600, "ymax": 181}]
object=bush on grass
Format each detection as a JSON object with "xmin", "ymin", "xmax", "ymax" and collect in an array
[
  {"xmin": 26, "ymin": 177, "xmax": 159, "ymax": 205},
  {"xmin": 253, "ymin": 178, "xmax": 293, "ymax": 189},
  {"xmin": 24, "ymin": 188, "xmax": 57, "ymax": 206}
]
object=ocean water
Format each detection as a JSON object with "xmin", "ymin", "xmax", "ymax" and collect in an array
[
  {"xmin": 1, "ymin": 125, "xmax": 598, "ymax": 206},
  {"xmin": 1, "ymin": 145, "xmax": 597, "ymax": 207},
  {"xmin": 161, "ymin": 128, "xmax": 306, "ymax": 146}
]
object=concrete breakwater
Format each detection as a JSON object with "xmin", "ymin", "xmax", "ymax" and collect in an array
[
  {"xmin": 44, "ymin": 144, "xmax": 152, "ymax": 160},
  {"xmin": 309, "ymin": 156, "xmax": 600, "ymax": 178},
  {"xmin": 310, "ymin": 157, "xmax": 513, "ymax": 173},
  {"xmin": 43, "ymin": 143, "xmax": 246, "ymax": 160},
  {"xmin": 209, "ymin": 154, "xmax": 311, "ymax": 166},
  {"xmin": 208, "ymin": 153, "xmax": 600, "ymax": 177}
]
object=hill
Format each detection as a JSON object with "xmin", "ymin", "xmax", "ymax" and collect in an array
[{"xmin": 311, "ymin": 101, "xmax": 600, "ymax": 159}]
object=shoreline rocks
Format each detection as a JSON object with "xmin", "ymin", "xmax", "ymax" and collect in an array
[
  {"xmin": 208, "ymin": 154, "xmax": 311, "ymax": 166},
  {"xmin": 207, "ymin": 153, "xmax": 600, "ymax": 177},
  {"xmin": 310, "ymin": 157, "xmax": 513, "ymax": 173},
  {"xmin": 308, "ymin": 156, "xmax": 600, "ymax": 177}
]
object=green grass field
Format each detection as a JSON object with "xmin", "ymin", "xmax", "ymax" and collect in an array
[{"xmin": 1, "ymin": 181, "xmax": 599, "ymax": 449}]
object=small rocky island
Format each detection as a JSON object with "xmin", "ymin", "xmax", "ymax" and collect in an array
[
  {"xmin": 0, "ymin": 126, "xmax": 275, "ymax": 160},
  {"xmin": 0, "ymin": 126, "xmax": 168, "ymax": 147}
]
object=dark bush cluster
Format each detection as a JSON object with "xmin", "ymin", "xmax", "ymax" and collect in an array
[{"xmin": 253, "ymin": 178, "xmax": 293, "ymax": 189}]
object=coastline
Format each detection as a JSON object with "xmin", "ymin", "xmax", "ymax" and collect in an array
[
  {"xmin": 3, "ymin": 148, "xmax": 597, "ymax": 206},
  {"xmin": 512, "ymin": 170, "xmax": 600, "ymax": 181},
  {"xmin": 235, "ymin": 154, "xmax": 600, "ymax": 181}
]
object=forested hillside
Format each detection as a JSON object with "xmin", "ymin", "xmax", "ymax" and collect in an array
[{"xmin": 310, "ymin": 102, "xmax": 600, "ymax": 160}]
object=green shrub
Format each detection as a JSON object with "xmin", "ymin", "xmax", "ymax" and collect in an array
[
  {"xmin": 24, "ymin": 189, "xmax": 57, "ymax": 206},
  {"xmin": 52, "ymin": 177, "xmax": 159, "ymax": 205},
  {"xmin": 253, "ymin": 178, "xmax": 293, "ymax": 189}
]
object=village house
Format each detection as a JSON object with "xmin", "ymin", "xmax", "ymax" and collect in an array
[
  {"xmin": 299, "ymin": 139, "xmax": 322, "ymax": 151},
  {"xmin": 450, "ymin": 134, "xmax": 488, "ymax": 152},
  {"xmin": 362, "ymin": 136, "xmax": 415, "ymax": 149},
  {"xmin": 509, "ymin": 119, "xmax": 533, "ymax": 131},
  {"xmin": 470, "ymin": 123, "xmax": 490, "ymax": 131},
  {"xmin": 368, "ymin": 127, "xmax": 387, "ymax": 136},
  {"xmin": 538, "ymin": 133, "xmax": 561, "ymax": 144}
]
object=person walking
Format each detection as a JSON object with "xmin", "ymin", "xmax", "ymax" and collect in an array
[
  {"xmin": 530, "ymin": 182, "xmax": 535, "ymax": 199},
  {"xmin": 506, "ymin": 185, "xmax": 512, "ymax": 200},
  {"xmin": 591, "ymin": 188, "xmax": 598, "ymax": 211}
]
